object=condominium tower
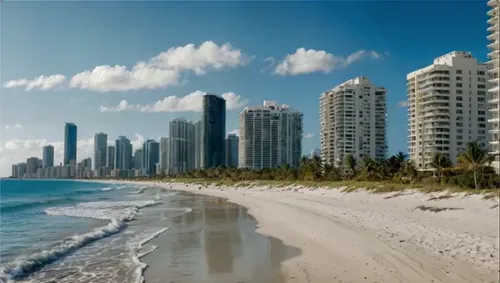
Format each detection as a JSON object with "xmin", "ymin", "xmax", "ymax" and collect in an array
[
  {"xmin": 94, "ymin": 132, "xmax": 107, "ymax": 170},
  {"xmin": 107, "ymin": 145, "xmax": 115, "ymax": 169},
  {"xmin": 320, "ymin": 77, "xmax": 387, "ymax": 167},
  {"xmin": 159, "ymin": 137, "xmax": 171, "ymax": 174},
  {"xmin": 407, "ymin": 51, "xmax": 489, "ymax": 169},
  {"xmin": 225, "ymin": 134, "xmax": 239, "ymax": 168},
  {"xmin": 201, "ymin": 94, "xmax": 226, "ymax": 168},
  {"xmin": 239, "ymin": 101, "xmax": 303, "ymax": 169},
  {"xmin": 169, "ymin": 118, "xmax": 195, "ymax": 174},
  {"xmin": 42, "ymin": 145, "xmax": 54, "ymax": 168},
  {"xmin": 487, "ymin": 0, "xmax": 499, "ymax": 172},
  {"xmin": 114, "ymin": 136, "xmax": 133, "ymax": 170},
  {"xmin": 64, "ymin": 123, "xmax": 77, "ymax": 165},
  {"xmin": 194, "ymin": 121, "xmax": 202, "ymax": 169}
]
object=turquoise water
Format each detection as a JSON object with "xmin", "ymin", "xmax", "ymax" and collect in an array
[{"xmin": 0, "ymin": 180, "xmax": 172, "ymax": 283}]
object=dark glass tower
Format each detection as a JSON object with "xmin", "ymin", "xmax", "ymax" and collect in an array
[
  {"xmin": 202, "ymin": 94, "xmax": 226, "ymax": 168},
  {"xmin": 64, "ymin": 123, "xmax": 77, "ymax": 165}
]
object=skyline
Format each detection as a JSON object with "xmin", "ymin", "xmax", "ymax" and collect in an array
[{"xmin": 0, "ymin": 1, "xmax": 492, "ymax": 177}]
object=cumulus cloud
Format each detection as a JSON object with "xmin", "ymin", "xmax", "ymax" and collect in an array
[
  {"xmin": 227, "ymin": 129, "xmax": 239, "ymax": 137},
  {"xmin": 100, "ymin": 91, "xmax": 248, "ymax": 113},
  {"xmin": 398, "ymin": 101, "xmax": 409, "ymax": 108},
  {"xmin": 4, "ymin": 41, "xmax": 251, "ymax": 92},
  {"xmin": 3, "ymin": 75, "xmax": 66, "ymax": 91},
  {"xmin": 273, "ymin": 48, "xmax": 383, "ymax": 76},
  {"xmin": 0, "ymin": 134, "xmax": 145, "ymax": 177},
  {"xmin": 304, "ymin": 133, "xmax": 315, "ymax": 139},
  {"xmin": 4, "ymin": 124, "xmax": 23, "ymax": 130}
]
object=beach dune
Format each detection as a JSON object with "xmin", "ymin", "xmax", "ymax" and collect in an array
[{"xmin": 116, "ymin": 181, "xmax": 499, "ymax": 283}]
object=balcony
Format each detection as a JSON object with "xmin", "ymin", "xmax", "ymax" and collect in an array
[
  {"xmin": 488, "ymin": 16, "xmax": 498, "ymax": 25},
  {"xmin": 488, "ymin": 40, "xmax": 499, "ymax": 49},
  {"xmin": 487, "ymin": 32, "xmax": 499, "ymax": 41},
  {"xmin": 488, "ymin": 0, "xmax": 498, "ymax": 7}
]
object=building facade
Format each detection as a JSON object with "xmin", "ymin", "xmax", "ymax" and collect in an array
[
  {"xmin": 26, "ymin": 157, "xmax": 41, "ymax": 178},
  {"xmin": 114, "ymin": 136, "xmax": 133, "ymax": 170},
  {"xmin": 487, "ymin": 0, "xmax": 499, "ymax": 172},
  {"xmin": 64, "ymin": 123, "xmax": 77, "ymax": 165},
  {"xmin": 202, "ymin": 94, "xmax": 226, "ymax": 168},
  {"xmin": 169, "ymin": 118, "xmax": 195, "ymax": 174},
  {"xmin": 159, "ymin": 137, "xmax": 171, "ymax": 174},
  {"xmin": 194, "ymin": 121, "xmax": 202, "ymax": 169},
  {"xmin": 144, "ymin": 140, "xmax": 160, "ymax": 176},
  {"xmin": 94, "ymin": 132, "xmax": 107, "ymax": 171},
  {"xmin": 107, "ymin": 145, "xmax": 115, "ymax": 169},
  {"xmin": 407, "ymin": 51, "xmax": 489, "ymax": 169},
  {"xmin": 225, "ymin": 134, "xmax": 239, "ymax": 168},
  {"xmin": 320, "ymin": 77, "xmax": 387, "ymax": 168},
  {"xmin": 239, "ymin": 101, "xmax": 303, "ymax": 169},
  {"xmin": 133, "ymin": 149, "xmax": 143, "ymax": 170},
  {"xmin": 42, "ymin": 145, "xmax": 54, "ymax": 168}
]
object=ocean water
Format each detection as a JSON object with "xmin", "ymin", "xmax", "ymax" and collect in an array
[{"xmin": 0, "ymin": 180, "xmax": 174, "ymax": 283}]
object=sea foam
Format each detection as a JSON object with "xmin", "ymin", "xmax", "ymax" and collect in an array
[{"xmin": 0, "ymin": 200, "xmax": 160, "ymax": 282}]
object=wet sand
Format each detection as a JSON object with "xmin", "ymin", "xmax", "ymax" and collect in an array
[{"xmin": 142, "ymin": 192, "xmax": 301, "ymax": 283}]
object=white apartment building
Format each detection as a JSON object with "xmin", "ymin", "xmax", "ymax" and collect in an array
[
  {"xmin": 487, "ymin": 0, "xmax": 499, "ymax": 172},
  {"xmin": 239, "ymin": 101, "xmax": 303, "ymax": 169},
  {"xmin": 407, "ymin": 51, "xmax": 489, "ymax": 169},
  {"xmin": 320, "ymin": 77, "xmax": 387, "ymax": 168}
]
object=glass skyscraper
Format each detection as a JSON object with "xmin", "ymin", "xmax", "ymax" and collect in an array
[
  {"xmin": 94, "ymin": 132, "xmax": 107, "ymax": 170},
  {"xmin": 114, "ymin": 136, "xmax": 133, "ymax": 170},
  {"xmin": 42, "ymin": 145, "xmax": 54, "ymax": 168},
  {"xmin": 64, "ymin": 123, "xmax": 77, "ymax": 165},
  {"xmin": 144, "ymin": 140, "xmax": 160, "ymax": 176},
  {"xmin": 202, "ymin": 94, "xmax": 226, "ymax": 168},
  {"xmin": 225, "ymin": 134, "xmax": 239, "ymax": 168}
]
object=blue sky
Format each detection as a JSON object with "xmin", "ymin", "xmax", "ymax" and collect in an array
[{"xmin": 0, "ymin": 0, "xmax": 490, "ymax": 176}]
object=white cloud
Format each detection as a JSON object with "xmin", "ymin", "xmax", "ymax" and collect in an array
[
  {"xmin": 4, "ymin": 124, "xmax": 23, "ymax": 130},
  {"xmin": 227, "ymin": 129, "xmax": 239, "ymax": 137},
  {"xmin": 3, "ymin": 75, "xmax": 66, "ymax": 91},
  {"xmin": 398, "ymin": 101, "xmax": 409, "ymax": 108},
  {"xmin": 304, "ymin": 133, "xmax": 315, "ymax": 139},
  {"xmin": 4, "ymin": 41, "xmax": 251, "ymax": 93},
  {"xmin": 273, "ymin": 48, "xmax": 383, "ymax": 76},
  {"xmin": 100, "ymin": 91, "xmax": 247, "ymax": 113},
  {"xmin": 0, "ymin": 135, "xmax": 145, "ymax": 177}
]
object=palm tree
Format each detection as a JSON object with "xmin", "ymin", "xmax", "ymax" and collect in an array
[
  {"xmin": 401, "ymin": 160, "xmax": 418, "ymax": 184},
  {"xmin": 457, "ymin": 141, "xmax": 493, "ymax": 190},
  {"xmin": 344, "ymin": 154, "xmax": 357, "ymax": 179},
  {"xmin": 395, "ymin": 151, "xmax": 408, "ymax": 164},
  {"xmin": 430, "ymin": 153, "xmax": 452, "ymax": 180}
]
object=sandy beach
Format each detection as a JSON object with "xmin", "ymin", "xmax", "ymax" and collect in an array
[{"xmin": 106, "ymin": 180, "xmax": 499, "ymax": 283}]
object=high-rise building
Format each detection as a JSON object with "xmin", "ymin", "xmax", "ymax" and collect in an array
[
  {"xmin": 64, "ymin": 123, "xmax": 77, "ymax": 165},
  {"xmin": 159, "ymin": 137, "xmax": 171, "ymax": 174},
  {"xmin": 17, "ymin": 163, "xmax": 27, "ymax": 178},
  {"xmin": 310, "ymin": 148, "xmax": 321, "ymax": 158},
  {"xmin": 114, "ymin": 136, "xmax": 133, "ymax": 170},
  {"xmin": 133, "ymin": 149, "xmax": 143, "ymax": 170},
  {"xmin": 26, "ymin": 157, "xmax": 41, "ymax": 178},
  {"xmin": 202, "ymin": 94, "xmax": 226, "ymax": 168},
  {"xmin": 225, "ymin": 134, "xmax": 239, "ymax": 168},
  {"xmin": 194, "ymin": 121, "xmax": 202, "ymax": 169},
  {"xmin": 407, "ymin": 52, "xmax": 489, "ymax": 169},
  {"xmin": 169, "ymin": 118, "xmax": 195, "ymax": 174},
  {"xmin": 487, "ymin": 0, "xmax": 499, "ymax": 172},
  {"xmin": 239, "ymin": 101, "xmax": 303, "ymax": 169},
  {"xmin": 42, "ymin": 145, "xmax": 54, "ymax": 168},
  {"xmin": 107, "ymin": 145, "xmax": 115, "ymax": 169},
  {"xmin": 11, "ymin": 164, "xmax": 18, "ymax": 178},
  {"xmin": 144, "ymin": 140, "xmax": 160, "ymax": 176},
  {"xmin": 94, "ymin": 133, "xmax": 107, "ymax": 171},
  {"xmin": 320, "ymin": 77, "xmax": 387, "ymax": 167}
]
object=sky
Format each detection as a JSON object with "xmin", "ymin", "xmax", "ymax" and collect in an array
[{"xmin": 0, "ymin": 0, "xmax": 491, "ymax": 177}]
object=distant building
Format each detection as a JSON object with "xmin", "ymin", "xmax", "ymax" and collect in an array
[
  {"xmin": 64, "ymin": 123, "xmax": 77, "ymax": 165},
  {"xmin": 194, "ymin": 120, "xmax": 202, "ymax": 169},
  {"xmin": 407, "ymin": 52, "xmax": 489, "ymax": 169},
  {"xmin": 133, "ymin": 149, "xmax": 143, "ymax": 170},
  {"xmin": 320, "ymin": 77, "xmax": 387, "ymax": 168},
  {"xmin": 202, "ymin": 94, "xmax": 226, "ymax": 168},
  {"xmin": 17, "ymin": 163, "xmax": 27, "ymax": 178},
  {"xmin": 487, "ymin": 0, "xmax": 499, "ymax": 172},
  {"xmin": 94, "ymin": 132, "xmax": 107, "ymax": 171},
  {"xmin": 42, "ymin": 145, "xmax": 54, "ymax": 168},
  {"xmin": 144, "ymin": 140, "xmax": 160, "ymax": 176},
  {"xmin": 310, "ymin": 148, "xmax": 321, "ymax": 158},
  {"xmin": 107, "ymin": 145, "xmax": 115, "ymax": 169},
  {"xmin": 115, "ymin": 137, "xmax": 133, "ymax": 170},
  {"xmin": 170, "ymin": 118, "xmax": 195, "ymax": 174},
  {"xmin": 239, "ymin": 101, "xmax": 303, "ymax": 169},
  {"xmin": 225, "ymin": 134, "xmax": 239, "ymax": 168},
  {"xmin": 11, "ymin": 164, "xmax": 18, "ymax": 178},
  {"xmin": 159, "ymin": 137, "xmax": 171, "ymax": 174},
  {"xmin": 26, "ymin": 157, "xmax": 41, "ymax": 178}
]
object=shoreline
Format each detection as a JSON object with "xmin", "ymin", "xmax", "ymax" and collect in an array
[{"xmin": 92, "ymin": 179, "xmax": 499, "ymax": 283}]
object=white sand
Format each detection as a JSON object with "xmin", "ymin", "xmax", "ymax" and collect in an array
[{"xmin": 115, "ymin": 180, "xmax": 499, "ymax": 283}]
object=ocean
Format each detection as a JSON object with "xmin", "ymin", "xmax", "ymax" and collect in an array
[
  {"xmin": 0, "ymin": 180, "xmax": 172, "ymax": 283},
  {"xmin": 0, "ymin": 180, "xmax": 298, "ymax": 283}
]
